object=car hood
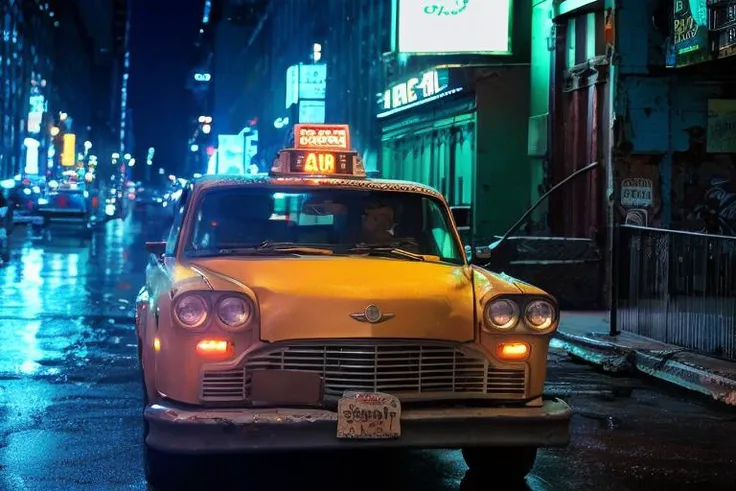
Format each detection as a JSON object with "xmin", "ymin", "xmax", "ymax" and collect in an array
[{"xmin": 187, "ymin": 257, "xmax": 477, "ymax": 342}]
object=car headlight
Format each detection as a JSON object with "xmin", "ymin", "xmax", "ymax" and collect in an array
[
  {"xmin": 484, "ymin": 299, "xmax": 519, "ymax": 330},
  {"xmin": 525, "ymin": 300, "xmax": 556, "ymax": 330},
  {"xmin": 217, "ymin": 296, "xmax": 253, "ymax": 330},
  {"xmin": 174, "ymin": 294, "xmax": 208, "ymax": 328}
]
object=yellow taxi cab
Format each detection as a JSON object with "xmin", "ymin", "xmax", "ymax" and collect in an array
[{"xmin": 136, "ymin": 124, "xmax": 572, "ymax": 488}]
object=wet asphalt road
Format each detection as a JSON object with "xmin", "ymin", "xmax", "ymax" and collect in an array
[{"xmin": 0, "ymin": 213, "xmax": 735, "ymax": 491}]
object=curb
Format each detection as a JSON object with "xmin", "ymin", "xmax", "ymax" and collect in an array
[
  {"xmin": 554, "ymin": 331, "xmax": 635, "ymax": 373},
  {"xmin": 554, "ymin": 331, "xmax": 736, "ymax": 406}
]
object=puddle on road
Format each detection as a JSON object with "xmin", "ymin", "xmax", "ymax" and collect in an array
[{"xmin": 0, "ymin": 313, "xmax": 137, "ymax": 384}]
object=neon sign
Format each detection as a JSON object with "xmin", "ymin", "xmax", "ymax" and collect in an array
[
  {"xmin": 377, "ymin": 68, "xmax": 462, "ymax": 118},
  {"xmin": 286, "ymin": 150, "xmax": 354, "ymax": 175},
  {"xmin": 294, "ymin": 124, "xmax": 350, "ymax": 151}
]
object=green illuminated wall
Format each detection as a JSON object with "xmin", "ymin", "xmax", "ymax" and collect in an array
[{"xmin": 527, "ymin": 0, "xmax": 555, "ymax": 230}]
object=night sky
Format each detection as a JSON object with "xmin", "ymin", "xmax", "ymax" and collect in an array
[{"xmin": 128, "ymin": 0, "xmax": 203, "ymax": 176}]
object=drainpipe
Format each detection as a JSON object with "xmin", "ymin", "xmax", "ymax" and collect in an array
[{"xmin": 607, "ymin": 2, "xmax": 618, "ymax": 333}]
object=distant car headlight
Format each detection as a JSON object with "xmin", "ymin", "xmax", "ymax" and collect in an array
[
  {"xmin": 174, "ymin": 294, "xmax": 208, "ymax": 328},
  {"xmin": 484, "ymin": 299, "xmax": 519, "ymax": 330},
  {"xmin": 217, "ymin": 296, "xmax": 253, "ymax": 330},
  {"xmin": 525, "ymin": 300, "xmax": 556, "ymax": 330}
]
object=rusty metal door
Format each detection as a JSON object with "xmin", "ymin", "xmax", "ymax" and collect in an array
[{"xmin": 553, "ymin": 78, "xmax": 606, "ymax": 238}]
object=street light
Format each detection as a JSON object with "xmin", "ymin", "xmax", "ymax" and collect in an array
[
  {"xmin": 83, "ymin": 141, "xmax": 92, "ymax": 150},
  {"xmin": 202, "ymin": 124, "xmax": 211, "ymax": 134},
  {"xmin": 190, "ymin": 144, "xmax": 199, "ymax": 152},
  {"xmin": 50, "ymin": 126, "xmax": 60, "ymax": 136},
  {"xmin": 123, "ymin": 153, "xmax": 131, "ymax": 160}
]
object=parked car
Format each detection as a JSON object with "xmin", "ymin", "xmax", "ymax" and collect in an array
[
  {"xmin": 136, "ymin": 123, "xmax": 571, "ymax": 488},
  {"xmin": 9, "ymin": 183, "xmax": 44, "ymax": 230},
  {"xmin": 38, "ymin": 187, "xmax": 94, "ymax": 238}
]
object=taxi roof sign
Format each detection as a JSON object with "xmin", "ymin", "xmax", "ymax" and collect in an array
[
  {"xmin": 294, "ymin": 124, "xmax": 351, "ymax": 151},
  {"xmin": 270, "ymin": 124, "xmax": 366, "ymax": 178}
]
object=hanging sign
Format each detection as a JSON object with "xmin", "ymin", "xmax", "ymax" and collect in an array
[{"xmin": 670, "ymin": 0, "xmax": 710, "ymax": 67}]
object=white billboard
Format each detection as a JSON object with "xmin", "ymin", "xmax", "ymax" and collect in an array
[
  {"xmin": 397, "ymin": 0, "xmax": 512, "ymax": 55},
  {"xmin": 298, "ymin": 63, "xmax": 327, "ymax": 99},
  {"xmin": 285, "ymin": 63, "xmax": 327, "ymax": 108}
]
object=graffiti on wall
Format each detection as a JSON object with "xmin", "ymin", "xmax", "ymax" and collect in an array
[
  {"xmin": 614, "ymin": 154, "xmax": 662, "ymax": 227},
  {"xmin": 672, "ymin": 125, "xmax": 736, "ymax": 234}
]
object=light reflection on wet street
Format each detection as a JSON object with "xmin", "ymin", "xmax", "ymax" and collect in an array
[{"xmin": 0, "ymin": 215, "xmax": 735, "ymax": 491}]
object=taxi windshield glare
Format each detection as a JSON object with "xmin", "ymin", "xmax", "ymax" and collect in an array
[{"xmin": 184, "ymin": 187, "xmax": 464, "ymax": 264}]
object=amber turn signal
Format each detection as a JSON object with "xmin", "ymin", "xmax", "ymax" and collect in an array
[
  {"xmin": 196, "ymin": 339, "xmax": 231, "ymax": 356},
  {"xmin": 496, "ymin": 342, "xmax": 530, "ymax": 361}
]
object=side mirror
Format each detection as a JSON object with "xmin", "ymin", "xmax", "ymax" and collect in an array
[
  {"xmin": 474, "ymin": 245, "xmax": 492, "ymax": 260},
  {"xmin": 145, "ymin": 241, "xmax": 166, "ymax": 256},
  {"xmin": 464, "ymin": 244, "xmax": 473, "ymax": 261}
]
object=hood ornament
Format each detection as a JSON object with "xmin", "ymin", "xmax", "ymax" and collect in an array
[{"xmin": 350, "ymin": 304, "xmax": 394, "ymax": 324}]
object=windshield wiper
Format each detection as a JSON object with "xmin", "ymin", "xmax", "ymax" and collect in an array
[
  {"xmin": 189, "ymin": 241, "xmax": 334, "ymax": 257},
  {"xmin": 248, "ymin": 241, "xmax": 333, "ymax": 255},
  {"xmin": 346, "ymin": 245, "xmax": 425, "ymax": 261}
]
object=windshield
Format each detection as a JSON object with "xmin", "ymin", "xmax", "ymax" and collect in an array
[{"xmin": 183, "ymin": 186, "xmax": 464, "ymax": 264}]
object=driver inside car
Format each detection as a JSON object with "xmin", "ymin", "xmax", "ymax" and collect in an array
[{"xmin": 360, "ymin": 200, "xmax": 419, "ymax": 251}]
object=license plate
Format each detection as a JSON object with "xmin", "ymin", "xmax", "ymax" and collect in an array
[{"xmin": 336, "ymin": 392, "xmax": 401, "ymax": 439}]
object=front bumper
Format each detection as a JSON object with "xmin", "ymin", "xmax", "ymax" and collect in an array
[
  {"xmin": 12, "ymin": 214, "xmax": 44, "ymax": 225},
  {"xmin": 42, "ymin": 215, "xmax": 91, "ymax": 231},
  {"xmin": 144, "ymin": 398, "xmax": 572, "ymax": 455}
]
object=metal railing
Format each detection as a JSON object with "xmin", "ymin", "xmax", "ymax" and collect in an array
[{"xmin": 613, "ymin": 225, "xmax": 736, "ymax": 361}]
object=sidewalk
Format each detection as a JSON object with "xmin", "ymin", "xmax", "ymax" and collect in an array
[{"xmin": 555, "ymin": 311, "xmax": 736, "ymax": 406}]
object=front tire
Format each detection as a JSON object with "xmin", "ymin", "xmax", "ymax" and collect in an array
[
  {"xmin": 143, "ymin": 444, "xmax": 195, "ymax": 490},
  {"xmin": 461, "ymin": 446, "xmax": 538, "ymax": 482},
  {"xmin": 140, "ymin": 372, "xmax": 193, "ymax": 489},
  {"xmin": 139, "ymin": 352, "xmax": 201, "ymax": 490}
]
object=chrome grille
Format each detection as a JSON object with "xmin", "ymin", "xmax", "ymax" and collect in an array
[
  {"xmin": 200, "ymin": 344, "xmax": 527, "ymax": 403},
  {"xmin": 201, "ymin": 368, "xmax": 246, "ymax": 401},
  {"xmin": 224, "ymin": 343, "xmax": 525, "ymax": 401}
]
